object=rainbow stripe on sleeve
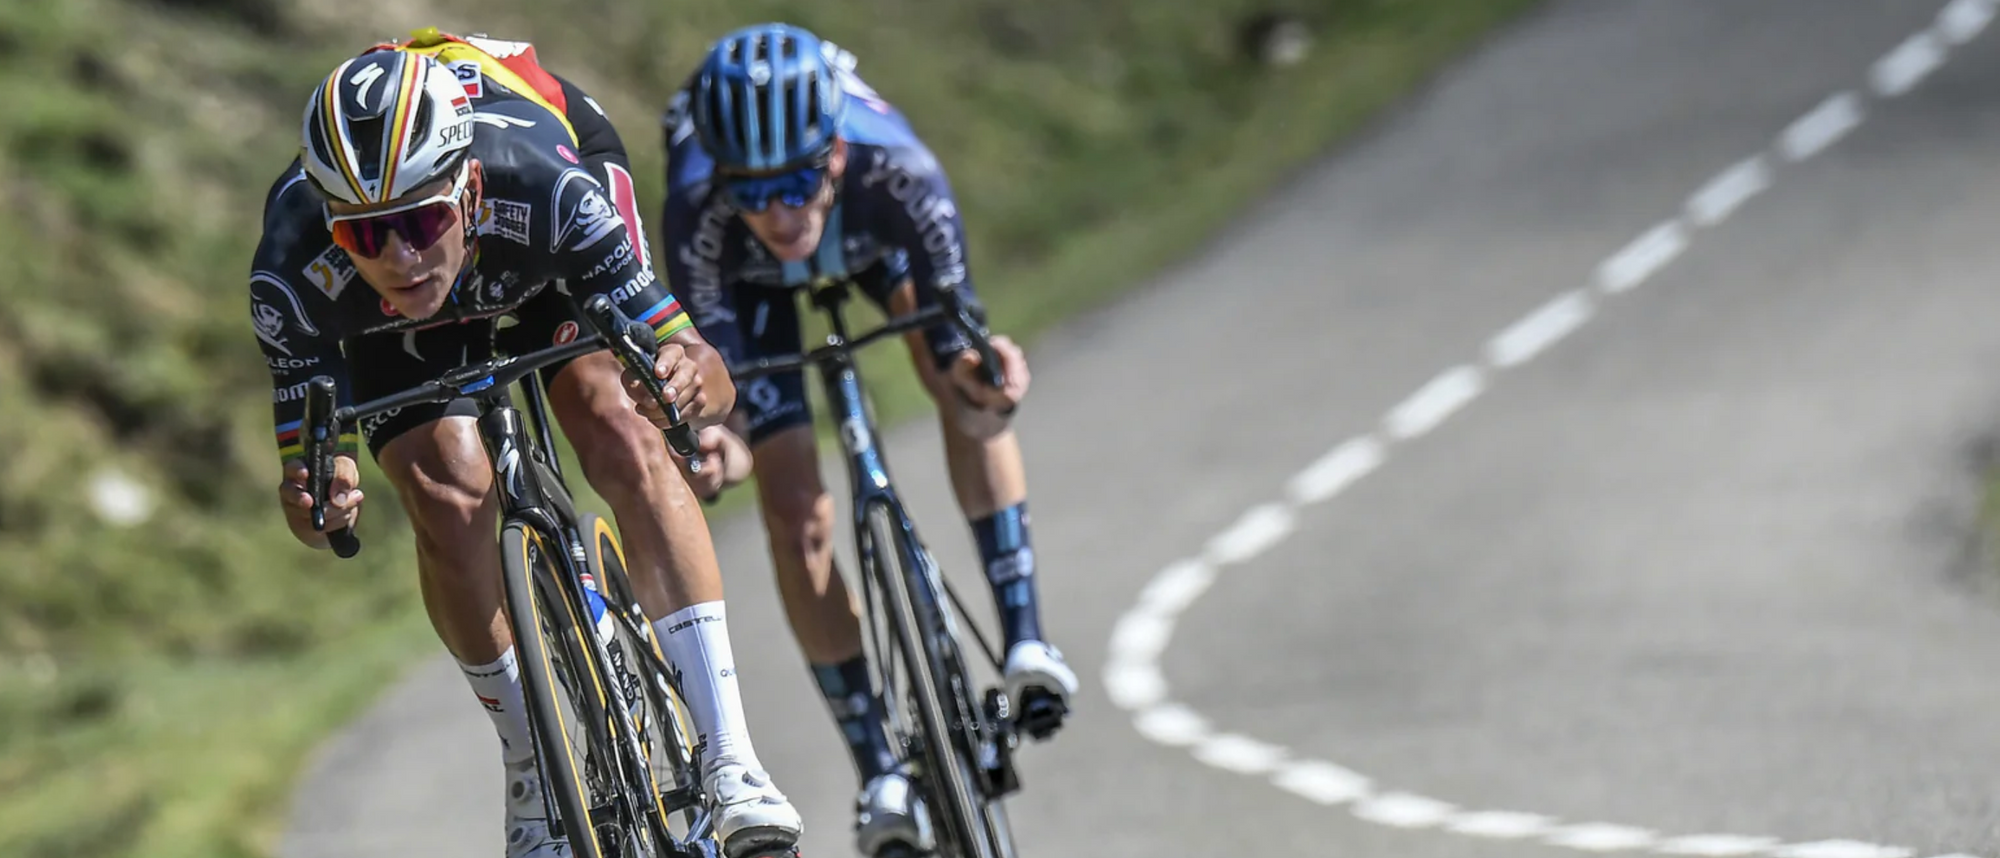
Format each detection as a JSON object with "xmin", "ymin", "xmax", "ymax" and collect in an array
[
  {"xmin": 640, "ymin": 295, "xmax": 693, "ymax": 343},
  {"xmin": 275, "ymin": 419, "xmax": 360, "ymax": 463}
]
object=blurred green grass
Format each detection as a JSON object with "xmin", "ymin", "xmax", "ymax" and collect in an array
[{"xmin": 0, "ymin": 0, "xmax": 1544, "ymax": 854}]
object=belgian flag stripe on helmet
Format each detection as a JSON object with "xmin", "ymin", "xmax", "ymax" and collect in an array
[{"xmin": 379, "ymin": 51, "xmax": 423, "ymax": 203}]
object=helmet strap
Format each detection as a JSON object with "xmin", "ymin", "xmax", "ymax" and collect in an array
[{"xmin": 447, "ymin": 175, "xmax": 483, "ymax": 291}]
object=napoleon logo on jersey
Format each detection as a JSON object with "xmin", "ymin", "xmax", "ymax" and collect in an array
[{"xmin": 551, "ymin": 170, "xmax": 620, "ymax": 253}]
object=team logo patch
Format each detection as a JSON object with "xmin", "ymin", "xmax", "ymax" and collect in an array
[
  {"xmin": 478, "ymin": 199, "xmax": 533, "ymax": 246},
  {"xmin": 553, "ymin": 321, "xmax": 579, "ymax": 345},
  {"xmin": 446, "ymin": 59, "xmax": 485, "ymax": 98},
  {"xmin": 302, "ymin": 246, "xmax": 355, "ymax": 300},
  {"xmin": 253, "ymin": 302, "xmax": 286, "ymax": 349},
  {"xmin": 250, "ymin": 273, "xmax": 321, "ymax": 357},
  {"xmin": 551, "ymin": 170, "xmax": 620, "ymax": 252}
]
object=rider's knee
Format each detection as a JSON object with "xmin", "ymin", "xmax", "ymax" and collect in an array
[
  {"xmin": 912, "ymin": 347, "xmax": 957, "ymax": 408},
  {"xmin": 763, "ymin": 480, "xmax": 835, "ymax": 550},
  {"xmin": 753, "ymin": 430, "xmax": 835, "ymax": 558},
  {"xmin": 380, "ymin": 422, "xmax": 497, "ymax": 553},
  {"xmin": 572, "ymin": 400, "xmax": 673, "ymax": 498},
  {"xmin": 908, "ymin": 346, "xmax": 1009, "ymax": 439},
  {"xmin": 551, "ymin": 356, "xmax": 677, "ymax": 500}
]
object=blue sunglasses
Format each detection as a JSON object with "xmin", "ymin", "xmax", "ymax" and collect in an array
[{"xmin": 721, "ymin": 161, "xmax": 830, "ymax": 213}]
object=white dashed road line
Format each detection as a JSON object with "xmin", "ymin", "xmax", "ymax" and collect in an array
[
  {"xmin": 1684, "ymin": 157, "xmax": 1773, "ymax": 228},
  {"xmin": 1100, "ymin": 1, "xmax": 1998, "ymax": 856},
  {"xmin": 1778, "ymin": 92, "xmax": 1867, "ymax": 162},
  {"xmin": 1596, "ymin": 220, "xmax": 1690, "ymax": 294},
  {"xmin": 1486, "ymin": 289, "xmax": 1594, "ymax": 369}
]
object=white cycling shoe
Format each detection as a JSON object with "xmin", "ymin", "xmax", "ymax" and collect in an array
[
  {"xmin": 854, "ymin": 769, "xmax": 935, "ymax": 857},
  {"xmin": 1002, "ymin": 640, "xmax": 1077, "ymax": 738},
  {"xmin": 705, "ymin": 758, "xmax": 804, "ymax": 858},
  {"xmin": 504, "ymin": 756, "xmax": 803, "ymax": 858},
  {"xmin": 505, "ymin": 758, "xmax": 572, "ymax": 858}
]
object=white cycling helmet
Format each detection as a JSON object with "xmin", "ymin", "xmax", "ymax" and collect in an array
[{"xmin": 301, "ymin": 49, "xmax": 475, "ymax": 207}]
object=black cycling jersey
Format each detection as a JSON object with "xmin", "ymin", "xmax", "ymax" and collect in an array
[{"xmin": 249, "ymin": 54, "xmax": 687, "ymax": 463}]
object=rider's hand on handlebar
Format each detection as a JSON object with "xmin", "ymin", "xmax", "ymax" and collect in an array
[
  {"xmin": 625, "ymin": 342, "xmax": 706, "ymax": 429},
  {"xmin": 679, "ymin": 424, "xmax": 753, "ymax": 501},
  {"xmin": 280, "ymin": 456, "xmax": 363, "ymax": 549},
  {"xmin": 948, "ymin": 334, "xmax": 1030, "ymax": 413}
]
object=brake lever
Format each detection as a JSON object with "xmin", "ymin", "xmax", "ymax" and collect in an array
[
  {"xmin": 938, "ymin": 285, "xmax": 1013, "ymax": 413},
  {"xmin": 582, "ymin": 295, "xmax": 704, "ymax": 472}
]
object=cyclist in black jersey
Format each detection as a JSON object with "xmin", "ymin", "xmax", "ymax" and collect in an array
[
  {"xmin": 247, "ymin": 30, "xmax": 802, "ymax": 858},
  {"xmin": 658, "ymin": 24, "xmax": 1077, "ymax": 857}
]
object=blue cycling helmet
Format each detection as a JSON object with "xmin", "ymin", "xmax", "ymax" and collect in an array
[{"xmin": 690, "ymin": 23, "xmax": 847, "ymax": 173}]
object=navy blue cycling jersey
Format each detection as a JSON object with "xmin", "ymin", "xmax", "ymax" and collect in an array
[{"xmin": 657, "ymin": 67, "xmax": 979, "ymax": 370}]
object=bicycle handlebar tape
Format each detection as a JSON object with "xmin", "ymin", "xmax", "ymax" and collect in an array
[
  {"xmin": 943, "ymin": 287, "xmax": 1007, "ymax": 395},
  {"xmin": 303, "ymin": 375, "xmax": 362, "ymax": 559}
]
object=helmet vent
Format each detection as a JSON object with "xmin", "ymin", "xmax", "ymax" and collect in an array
[
  {"xmin": 346, "ymin": 115, "xmax": 388, "ymax": 183},
  {"xmin": 409, "ymin": 96, "xmax": 435, "ymax": 149}
]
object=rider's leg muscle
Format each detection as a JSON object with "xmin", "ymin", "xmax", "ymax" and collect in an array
[
  {"xmin": 751, "ymin": 424, "xmax": 865, "ymax": 663},
  {"xmin": 547, "ymin": 350, "xmax": 723, "ymax": 617},
  {"xmin": 377, "ymin": 415, "xmax": 510, "ymax": 665}
]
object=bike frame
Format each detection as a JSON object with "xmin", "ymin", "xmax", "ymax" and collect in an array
[
  {"xmin": 299, "ymin": 295, "xmax": 716, "ymax": 854},
  {"xmin": 479, "ymin": 382, "xmax": 716, "ymax": 852},
  {"xmin": 726, "ymin": 280, "xmax": 1025, "ymax": 812}
]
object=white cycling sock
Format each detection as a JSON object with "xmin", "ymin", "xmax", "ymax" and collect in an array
[
  {"xmin": 460, "ymin": 648, "xmax": 536, "ymax": 766},
  {"xmin": 654, "ymin": 601, "xmax": 759, "ymax": 770}
]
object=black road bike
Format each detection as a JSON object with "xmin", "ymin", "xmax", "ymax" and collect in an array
[
  {"xmin": 300, "ymin": 294, "xmax": 783, "ymax": 858},
  {"xmin": 723, "ymin": 279, "xmax": 1070, "ymax": 858}
]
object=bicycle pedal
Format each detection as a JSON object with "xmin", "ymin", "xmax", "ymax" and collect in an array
[{"xmin": 1014, "ymin": 689, "xmax": 1070, "ymax": 741}]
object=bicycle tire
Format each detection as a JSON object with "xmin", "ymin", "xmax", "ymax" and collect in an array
[
  {"xmin": 580, "ymin": 512, "xmax": 713, "ymax": 843},
  {"xmin": 502, "ymin": 520, "xmax": 609, "ymax": 858},
  {"xmin": 866, "ymin": 503, "xmax": 1009, "ymax": 858},
  {"xmin": 904, "ymin": 535, "xmax": 1021, "ymax": 858}
]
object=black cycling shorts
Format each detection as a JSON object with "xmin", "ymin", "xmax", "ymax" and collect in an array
[
  {"xmin": 721, "ymin": 252, "xmax": 980, "ymax": 448},
  {"xmin": 345, "ymin": 73, "xmax": 637, "ymax": 459}
]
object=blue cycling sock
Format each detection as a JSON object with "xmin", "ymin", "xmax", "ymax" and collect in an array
[
  {"xmin": 971, "ymin": 501, "xmax": 1041, "ymax": 648},
  {"xmin": 809, "ymin": 657, "xmax": 899, "ymax": 784}
]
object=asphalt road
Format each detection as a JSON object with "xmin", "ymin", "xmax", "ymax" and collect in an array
[{"xmin": 280, "ymin": 2, "xmax": 2000, "ymax": 856}]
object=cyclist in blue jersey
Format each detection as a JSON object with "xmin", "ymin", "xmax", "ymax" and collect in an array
[{"xmin": 656, "ymin": 23, "xmax": 1077, "ymax": 857}]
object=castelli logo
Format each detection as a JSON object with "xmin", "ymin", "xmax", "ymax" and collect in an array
[
  {"xmin": 380, "ymin": 298, "xmax": 400, "ymax": 317},
  {"xmin": 557, "ymin": 144, "xmax": 579, "ymax": 164},
  {"xmin": 553, "ymin": 321, "xmax": 579, "ymax": 344}
]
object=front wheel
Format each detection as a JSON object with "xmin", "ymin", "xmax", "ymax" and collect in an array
[
  {"xmin": 579, "ymin": 512, "xmax": 712, "ymax": 842},
  {"xmin": 866, "ymin": 503, "xmax": 1016, "ymax": 858},
  {"xmin": 501, "ymin": 520, "xmax": 609, "ymax": 858}
]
